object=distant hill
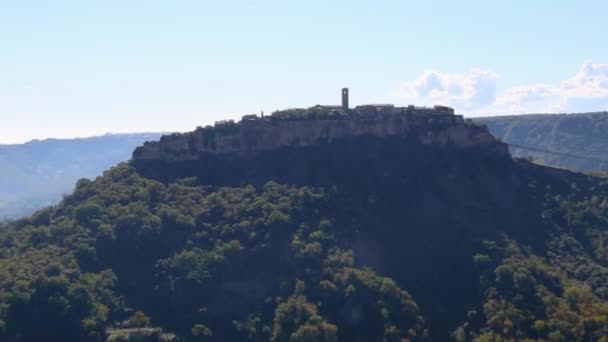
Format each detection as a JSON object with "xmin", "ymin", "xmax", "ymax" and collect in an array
[
  {"xmin": 0, "ymin": 133, "xmax": 163, "ymax": 219},
  {"xmin": 474, "ymin": 112, "xmax": 608, "ymax": 173}
]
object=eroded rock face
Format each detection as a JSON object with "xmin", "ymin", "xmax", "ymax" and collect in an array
[{"xmin": 133, "ymin": 114, "xmax": 507, "ymax": 162}]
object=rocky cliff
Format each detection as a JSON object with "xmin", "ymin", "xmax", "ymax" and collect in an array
[
  {"xmin": 133, "ymin": 113, "xmax": 507, "ymax": 163},
  {"xmin": 130, "ymin": 113, "xmax": 511, "ymax": 187}
]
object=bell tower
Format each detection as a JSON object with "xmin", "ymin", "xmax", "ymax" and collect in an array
[{"xmin": 341, "ymin": 88, "xmax": 349, "ymax": 110}]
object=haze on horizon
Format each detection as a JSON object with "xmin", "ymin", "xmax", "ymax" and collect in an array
[{"xmin": 2, "ymin": 0, "xmax": 608, "ymax": 144}]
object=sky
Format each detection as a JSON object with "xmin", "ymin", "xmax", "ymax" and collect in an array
[{"xmin": 1, "ymin": 0, "xmax": 608, "ymax": 143}]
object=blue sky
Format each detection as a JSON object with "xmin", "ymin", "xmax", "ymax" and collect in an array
[{"xmin": 1, "ymin": 0, "xmax": 608, "ymax": 143}]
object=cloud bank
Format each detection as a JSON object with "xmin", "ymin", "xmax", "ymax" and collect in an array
[{"xmin": 393, "ymin": 62, "xmax": 608, "ymax": 116}]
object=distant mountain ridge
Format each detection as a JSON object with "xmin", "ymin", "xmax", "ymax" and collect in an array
[
  {"xmin": 474, "ymin": 111, "xmax": 608, "ymax": 173},
  {"xmin": 0, "ymin": 133, "xmax": 163, "ymax": 219}
]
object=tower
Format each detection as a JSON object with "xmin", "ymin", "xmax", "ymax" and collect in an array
[{"xmin": 341, "ymin": 88, "xmax": 349, "ymax": 110}]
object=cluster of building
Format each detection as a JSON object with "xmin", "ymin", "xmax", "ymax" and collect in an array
[
  {"xmin": 215, "ymin": 88, "xmax": 455, "ymax": 127},
  {"xmin": 316, "ymin": 88, "xmax": 454, "ymax": 115},
  {"xmin": 133, "ymin": 88, "xmax": 508, "ymax": 163}
]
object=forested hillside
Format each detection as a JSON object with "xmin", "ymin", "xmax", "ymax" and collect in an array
[
  {"xmin": 1, "ymin": 129, "xmax": 608, "ymax": 341},
  {"xmin": 475, "ymin": 112, "xmax": 608, "ymax": 173},
  {"xmin": 0, "ymin": 133, "xmax": 162, "ymax": 219}
]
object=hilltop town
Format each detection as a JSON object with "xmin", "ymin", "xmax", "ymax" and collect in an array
[
  {"xmin": 217, "ymin": 88, "xmax": 454, "ymax": 126},
  {"xmin": 133, "ymin": 89, "xmax": 506, "ymax": 162}
]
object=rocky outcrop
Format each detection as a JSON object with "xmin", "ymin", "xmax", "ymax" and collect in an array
[{"xmin": 133, "ymin": 114, "xmax": 508, "ymax": 162}]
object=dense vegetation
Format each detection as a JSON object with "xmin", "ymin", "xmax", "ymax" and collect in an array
[
  {"xmin": 0, "ymin": 133, "xmax": 162, "ymax": 219},
  {"xmin": 475, "ymin": 112, "xmax": 608, "ymax": 173},
  {"xmin": 1, "ymin": 134, "xmax": 608, "ymax": 341}
]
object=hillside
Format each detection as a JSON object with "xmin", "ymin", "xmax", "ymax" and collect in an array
[
  {"xmin": 0, "ymin": 133, "xmax": 163, "ymax": 219},
  {"xmin": 5, "ymin": 112, "xmax": 607, "ymax": 219},
  {"xmin": 1, "ymin": 112, "xmax": 608, "ymax": 341},
  {"xmin": 475, "ymin": 112, "xmax": 608, "ymax": 173}
]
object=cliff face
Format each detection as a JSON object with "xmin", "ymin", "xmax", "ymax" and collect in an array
[{"xmin": 133, "ymin": 114, "xmax": 508, "ymax": 162}]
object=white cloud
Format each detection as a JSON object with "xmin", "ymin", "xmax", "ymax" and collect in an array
[
  {"xmin": 394, "ymin": 69, "xmax": 498, "ymax": 110},
  {"xmin": 393, "ymin": 62, "xmax": 608, "ymax": 115}
]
